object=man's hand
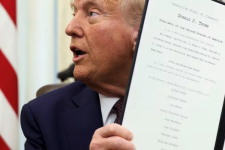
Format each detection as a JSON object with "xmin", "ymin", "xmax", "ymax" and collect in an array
[{"xmin": 90, "ymin": 124, "xmax": 135, "ymax": 150}]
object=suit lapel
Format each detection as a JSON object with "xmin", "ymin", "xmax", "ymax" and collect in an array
[{"xmin": 64, "ymin": 87, "xmax": 103, "ymax": 150}]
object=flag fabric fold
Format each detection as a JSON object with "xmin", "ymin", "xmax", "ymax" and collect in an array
[{"xmin": 0, "ymin": 0, "xmax": 18, "ymax": 149}]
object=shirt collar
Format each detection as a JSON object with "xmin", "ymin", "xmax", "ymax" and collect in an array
[{"xmin": 99, "ymin": 94, "xmax": 119, "ymax": 124}]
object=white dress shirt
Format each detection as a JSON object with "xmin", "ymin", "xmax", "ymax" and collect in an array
[{"xmin": 99, "ymin": 94, "xmax": 120, "ymax": 125}]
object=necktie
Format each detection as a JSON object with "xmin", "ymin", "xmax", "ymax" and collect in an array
[{"xmin": 113, "ymin": 99, "xmax": 123, "ymax": 124}]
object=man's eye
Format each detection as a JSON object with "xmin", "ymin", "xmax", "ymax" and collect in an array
[{"xmin": 89, "ymin": 12, "xmax": 98, "ymax": 16}]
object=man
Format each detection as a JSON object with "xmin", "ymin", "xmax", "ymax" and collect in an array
[{"xmin": 21, "ymin": 0, "xmax": 145, "ymax": 149}]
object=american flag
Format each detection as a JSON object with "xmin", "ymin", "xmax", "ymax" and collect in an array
[{"xmin": 0, "ymin": 0, "xmax": 18, "ymax": 149}]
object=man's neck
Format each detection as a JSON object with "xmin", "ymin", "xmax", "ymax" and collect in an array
[{"xmin": 84, "ymin": 81, "xmax": 126, "ymax": 98}]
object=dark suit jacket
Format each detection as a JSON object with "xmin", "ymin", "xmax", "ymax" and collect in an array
[{"xmin": 21, "ymin": 81, "xmax": 103, "ymax": 150}]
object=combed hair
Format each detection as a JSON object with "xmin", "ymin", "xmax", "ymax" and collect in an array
[{"xmin": 119, "ymin": 0, "xmax": 145, "ymax": 28}]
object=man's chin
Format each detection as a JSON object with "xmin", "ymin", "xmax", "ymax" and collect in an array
[{"xmin": 73, "ymin": 70, "xmax": 92, "ymax": 83}]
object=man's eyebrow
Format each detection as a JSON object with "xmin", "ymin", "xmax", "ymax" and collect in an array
[{"xmin": 70, "ymin": 0, "xmax": 105, "ymax": 12}]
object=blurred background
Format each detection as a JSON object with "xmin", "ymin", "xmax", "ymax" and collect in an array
[{"xmin": 0, "ymin": 0, "xmax": 76, "ymax": 149}]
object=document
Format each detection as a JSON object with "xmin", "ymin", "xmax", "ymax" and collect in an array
[{"xmin": 122, "ymin": 0, "xmax": 225, "ymax": 150}]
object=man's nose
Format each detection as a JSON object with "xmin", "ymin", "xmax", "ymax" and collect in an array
[{"xmin": 65, "ymin": 17, "xmax": 84, "ymax": 37}]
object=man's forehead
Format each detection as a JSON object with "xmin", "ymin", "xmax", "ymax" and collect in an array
[{"xmin": 71, "ymin": 0, "xmax": 119, "ymax": 8}]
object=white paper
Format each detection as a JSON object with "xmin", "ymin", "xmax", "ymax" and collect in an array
[{"xmin": 122, "ymin": 0, "xmax": 225, "ymax": 149}]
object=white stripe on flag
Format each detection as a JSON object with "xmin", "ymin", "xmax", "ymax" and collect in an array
[
  {"xmin": 0, "ymin": 90, "xmax": 18, "ymax": 150},
  {"xmin": 0, "ymin": 3, "xmax": 17, "ymax": 73}
]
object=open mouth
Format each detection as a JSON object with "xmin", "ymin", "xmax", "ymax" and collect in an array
[
  {"xmin": 70, "ymin": 45, "xmax": 88, "ymax": 61},
  {"xmin": 71, "ymin": 47, "xmax": 87, "ymax": 58},
  {"xmin": 75, "ymin": 49, "xmax": 87, "ymax": 57}
]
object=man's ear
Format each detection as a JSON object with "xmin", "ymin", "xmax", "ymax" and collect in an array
[{"xmin": 132, "ymin": 31, "xmax": 139, "ymax": 52}]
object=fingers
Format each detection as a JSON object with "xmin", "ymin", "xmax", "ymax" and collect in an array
[
  {"xmin": 90, "ymin": 136, "xmax": 135, "ymax": 150},
  {"xmin": 104, "ymin": 136, "xmax": 135, "ymax": 150},
  {"xmin": 95, "ymin": 124, "xmax": 133, "ymax": 141},
  {"xmin": 90, "ymin": 124, "xmax": 135, "ymax": 150}
]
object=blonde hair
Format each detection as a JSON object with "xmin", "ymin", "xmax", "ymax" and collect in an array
[{"xmin": 119, "ymin": 0, "xmax": 145, "ymax": 28}]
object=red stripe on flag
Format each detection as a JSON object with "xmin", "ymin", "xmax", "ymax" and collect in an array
[
  {"xmin": 0, "ymin": 0, "xmax": 16, "ymax": 26},
  {"xmin": 0, "ymin": 49, "xmax": 18, "ymax": 115},
  {"xmin": 0, "ymin": 135, "xmax": 10, "ymax": 150}
]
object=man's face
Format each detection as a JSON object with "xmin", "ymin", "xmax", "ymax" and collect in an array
[{"xmin": 66, "ymin": 0, "xmax": 136, "ymax": 88}]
